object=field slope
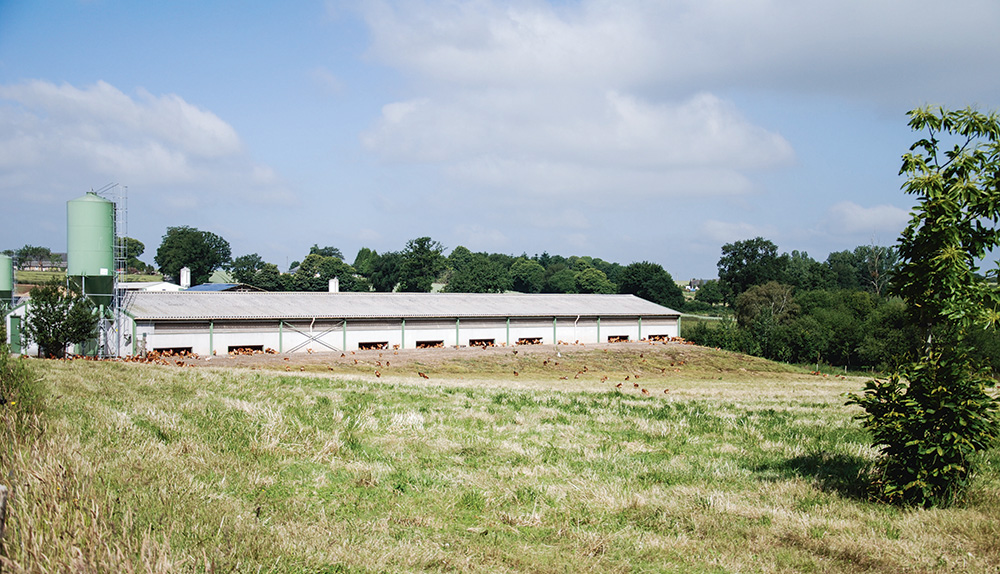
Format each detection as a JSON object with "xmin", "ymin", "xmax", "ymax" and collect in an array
[{"xmin": 2, "ymin": 343, "xmax": 999, "ymax": 573}]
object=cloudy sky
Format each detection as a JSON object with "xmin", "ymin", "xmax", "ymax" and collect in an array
[{"xmin": 2, "ymin": 1, "xmax": 999, "ymax": 279}]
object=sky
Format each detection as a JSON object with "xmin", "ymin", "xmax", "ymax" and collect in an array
[{"xmin": 1, "ymin": 0, "xmax": 999, "ymax": 280}]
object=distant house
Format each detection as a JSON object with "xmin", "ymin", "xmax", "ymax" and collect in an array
[
  {"xmin": 23, "ymin": 253, "xmax": 67, "ymax": 272},
  {"xmin": 118, "ymin": 281, "xmax": 186, "ymax": 292}
]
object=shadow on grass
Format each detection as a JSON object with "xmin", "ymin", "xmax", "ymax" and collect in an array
[{"xmin": 756, "ymin": 451, "xmax": 874, "ymax": 500}]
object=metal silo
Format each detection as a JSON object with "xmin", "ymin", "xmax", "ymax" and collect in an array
[
  {"xmin": 67, "ymin": 191, "xmax": 115, "ymax": 308},
  {"xmin": 0, "ymin": 253, "xmax": 12, "ymax": 308}
]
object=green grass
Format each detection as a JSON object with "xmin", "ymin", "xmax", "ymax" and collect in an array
[
  {"xmin": 14, "ymin": 270, "xmax": 162, "ymax": 285},
  {"xmin": 2, "ymin": 357, "xmax": 999, "ymax": 572}
]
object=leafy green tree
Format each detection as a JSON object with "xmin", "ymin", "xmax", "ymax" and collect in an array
[
  {"xmin": 398, "ymin": 237, "xmax": 446, "ymax": 292},
  {"xmin": 825, "ymin": 250, "xmax": 861, "ymax": 290},
  {"xmin": 617, "ymin": 261, "xmax": 684, "ymax": 309},
  {"xmin": 309, "ymin": 244, "xmax": 344, "ymax": 260},
  {"xmin": 352, "ymin": 247, "xmax": 378, "ymax": 277},
  {"xmin": 575, "ymin": 267, "xmax": 616, "ymax": 294},
  {"xmin": 717, "ymin": 237, "xmax": 789, "ymax": 303},
  {"xmin": 783, "ymin": 250, "xmax": 833, "ymax": 291},
  {"xmin": 510, "ymin": 257, "xmax": 545, "ymax": 293},
  {"xmin": 14, "ymin": 245, "xmax": 53, "ymax": 270},
  {"xmin": 117, "ymin": 237, "xmax": 153, "ymax": 273},
  {"xmin": 445, "ymin": 252, "xmax": 511, "ymax": 293},
  {"xmin": 694, "ymin": 280, "xmax": 724, "ymax": 305},
  {"xmin": 253, "ymin": 263, "xmax": 283, "ymax": 291},
  {"xmin": 849, "ymin": 107, "xmax": 1000, "ymax": 507},
  {"xmin": 24, "ymin": 280, "xmax": 99, "ymax": 358},
  {"xmin": 154, "ymin": 226, "xmax": 232, "ymax": 285},
  {"xmin": 369, "ymin": 251, "xmax": 403, "ymax": 292},
  {"xmin": 231, "ymin": 253, "xmax": 265, "ymax": 285},
  {"xmin": 733, "ymin": 282, "xmax": 798, "ymax": 328},
  {"xmin": 543, "ymin": 268, "xmax": 577, "ymax": 294}
]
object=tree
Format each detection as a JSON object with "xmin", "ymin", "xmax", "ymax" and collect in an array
[
  {"xmin": 253, "ymin": 263, "xmax": 283, "ymax": 291},
  {"xmin": 717, "ymin": 237, "xmax": 788, "ymax": 303},
  {"xmin": 543, "ymin": 268, "xmax": 577, "ymax": 294},
  {"xmin": 398, "ymin": 237, "xmax": 445, "ymax": 292},
  {"xmin": 854, "ymin": 244, "xmax": 898, "ymax": 296},
  {"xmin": 694, "ymin": 280, "xmax": 724, "ymax": 305},
  {"xmin": 23, "ymin": 280, "xmax": 99, "ymax": 358},
  {"xmin": 117, "ymin": 237, "xmax": 153, "ymax": 273},
  {"xmin": 849, "ymin": 107, "xmax": 1000, "ymax": 507},
  {"xmin": 154, "ymin": 226, "xmax": 232, "ymax": 285},
  {"xmin": 575, "ymin": 267, "xmax": 616, "ymax": 294},
  {"xmin": 309, "ymin": 244, "xmax": 344, "ymax": 260},
  {"xmin": 231, "ymin": 253, "xmax": 265, "ymax": 285},
  {"xmin": 510, "ymin": 258, "xmax": 545, "ymax": 293},
  {"xmin": 617, "ymin": 261, "xmax": 684, "ymax": 309},
  {"xmin": 14, "ymin": 245, "xmax": 52, "ymax": 270},
  {"xmin": 369, "ymin": 251, "xmax": 403, "ymax": 292},
  {"xmin": 733, "ymin": 282, "xmax": 798, "ymax": 328},
  {"xmin": 445, "ymin": 252, "xmax": 511, "ymax": 293},
  {"xmin": 353, "ymin": 247, "xmax": 378, "ymax": 277}
]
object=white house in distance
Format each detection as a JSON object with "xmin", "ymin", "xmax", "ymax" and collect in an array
[{"xmin": 121, "ymin": 292, "xmax": 681, "ymax": 356}]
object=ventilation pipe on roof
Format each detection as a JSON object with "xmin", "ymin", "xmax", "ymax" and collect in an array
[
  {"xmin": 180, "ymin": 267, "xmax": 191, "ymax": 289},
  {"xmin": 329, "ymin": 277, "xmax": 339, "ymax": 293}
]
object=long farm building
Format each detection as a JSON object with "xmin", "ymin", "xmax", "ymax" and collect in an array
[{"xmin": 122, "ymin": 292, "xmax": 681, "ymax": 356}]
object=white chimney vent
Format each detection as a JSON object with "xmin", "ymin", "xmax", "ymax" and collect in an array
[
  {"xmin": 329, "ymin": 277, "xmax": 340, "ymax": 293},
  {"xmin": 180, "ymin": 267, "xmax": 191, "ymax": 289}
]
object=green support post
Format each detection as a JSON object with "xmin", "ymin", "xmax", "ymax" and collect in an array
[
  {"xmin": 506, "ymin": 317, "xmax": 510, "ymax": 347},
  {"xmin": 597, "ymin": 316, "xmax": 601, "ymax": 343},
  {"xmin": 553, "ymin": 317, "xmax": 557, "ymax": 344},
  {"xmin": 638, "ymin": 317, "xmax": 642, "ymax": 341},
  {"xmin": 279, "ymin": 321, "xmax": 284, "ymax": 353},
  {"xmin": 401, "ymin": 319, "xmax": 406, "ymax": 350},
  {"xmin": 342, "ymin": 319, "xmax": 347, "ymax": 351},
  {"xmin": 209, "ymin": 321, "xmax": 214, "ymax": 356},
  {"xmin": 10, "ymin": 315, "xmax": 20, "ymax": 355},
  {"xmin": 456, "ymin": 318, "xmax": 460, "ymax": 347}
]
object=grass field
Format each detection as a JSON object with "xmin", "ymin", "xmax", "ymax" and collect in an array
[{"xmin": 2, "ymin": 344, "xmax": 999, "ymax": 572}]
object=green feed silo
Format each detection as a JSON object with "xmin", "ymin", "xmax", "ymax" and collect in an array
[
  {"xmin": 67, "ymin": 191, "xmax": 115, "ymax": 309},
  {"xmin": 0, "ymin": 253, "xmax": 12, "ymax": 308}
]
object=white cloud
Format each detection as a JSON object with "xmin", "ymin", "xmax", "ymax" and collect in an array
[
  {"xmin": 0, "ymin": 80, "xmax": 291, "ymax": 207},
  {"xmin": 701, "ymin": 220, "xmax": 778, "ymax": 245},
  {"xmin": 825, "ymin": 201, "xmax": 910, "ymax": 236},
  {"xmin": 359, "ymin": 0, "xmax": 1000, "ymax": 102}
]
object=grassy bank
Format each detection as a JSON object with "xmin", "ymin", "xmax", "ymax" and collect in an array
[{"xmin": 1, "ymin": 353, "xmax": 999, "ymax": 572}]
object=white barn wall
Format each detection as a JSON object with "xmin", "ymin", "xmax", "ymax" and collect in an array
[{"xmin": 126, "ymin": 315, "xmax": 679, "ymax": 355}]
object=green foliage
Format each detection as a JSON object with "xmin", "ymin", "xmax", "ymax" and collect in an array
[
  {"xmin": 154, "ymin": 226, "xmax": 232, "ymax": 285},
  {"xmin": 445, "ymin": 251, "xmax": 511, "ymax": 293},
  {"xmin": 733, "ymin": 282, "xmax": 798, "ymax": 328},
  {"xmin": 509, "ymin": 257, "xmax": 545, "ymax": 293},
  {"xmin": 352, "ymin": 247, "xmax": 378, "ymax": 277},
  {"xmin": 542, "ymin": 267, "xmax": 577, "ymax": 294},
  {"xmin": 717, "ymin": 237, "xmax": 789, "ymax": 303},
  {"xmin": 848, "ymin": 106, "xmax": 1000, "ymax": 507},
  {"xmin": 369, "ymin": 251, "xmax": 403, "ymax": 292},
  {"xmin": 694, "ymin": 279, "xmax": 724, "ymax": 305},
  {"xmin": 23, "ymin": 280, "xmax": 99, "ymax": 358},
  {"xmin": 117, "ymin": 237, "xmax": 154, "ymax": 274},
  {"xmin": 308, "ymin": 244, "xmax": 343, "ymax": 260},
  {"xmin": 283, "ymin": 254, "xmax": 368, "ymax": 292},
  {"xmin": 252, "ymin": 263, "xmax": 283, "ymax": 291},
  {"xmin": 14, "ymin": 244, "xmax": 53, "ymax": 270},
  {"xmin": 230, "ymin": 253, "xmax": 265, "ymax": 285},
  {"xmin": 398, "ymin": 237, "xmax": 446, "ymax": 292},
  {"xmin": 617, "ymin": 261, "xmax": 684, "ymax": 308},
  {"xmin": 574, "ymin": 267, "xmax": 616, "ymax": 294}
]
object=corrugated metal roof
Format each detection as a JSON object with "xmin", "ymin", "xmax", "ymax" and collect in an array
[{"xmin": 124, "ymin": 291, "xmax": 680, "ymax": 321}]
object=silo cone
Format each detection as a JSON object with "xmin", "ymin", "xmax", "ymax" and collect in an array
[{"xmin": 67, "ymin": 192, "xmax": 115, "ymax": 311}]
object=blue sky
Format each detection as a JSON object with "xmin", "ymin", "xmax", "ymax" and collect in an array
[{"xmin": 2, "ymin": 0, "xmax": 999, "ymax": 279}]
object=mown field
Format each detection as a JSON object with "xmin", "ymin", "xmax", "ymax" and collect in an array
[{"xmin": 2, "ymin": 344, "xmax": 999, "ymax": 573}]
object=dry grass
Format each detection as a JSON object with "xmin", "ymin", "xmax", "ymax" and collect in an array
[{"xmin": 1, "ymin": 345, "xmax": 998, "ymax": 573}]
